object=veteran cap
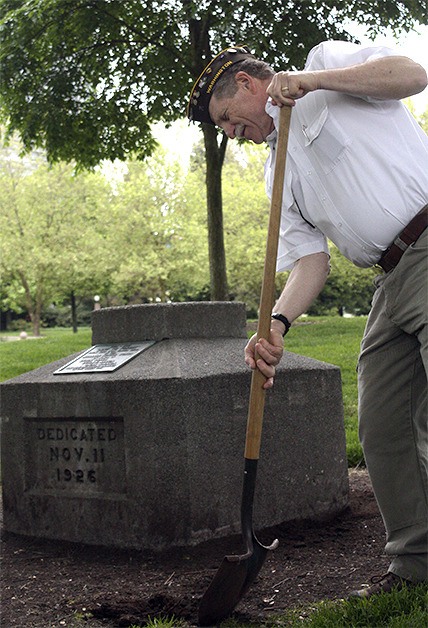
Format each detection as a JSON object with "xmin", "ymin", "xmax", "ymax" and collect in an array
[{"xmin": 187, "ymin": 45, "xmax": 255, "ymax": 125}]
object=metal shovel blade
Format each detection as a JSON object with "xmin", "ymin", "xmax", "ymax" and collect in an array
[
  {"xmin": 198, "ymin": 538, "xmax": 279, "ymax": 626},
  {"xmin": 198, "ymin": 459, "xmax": 279, "ymax": 626}
]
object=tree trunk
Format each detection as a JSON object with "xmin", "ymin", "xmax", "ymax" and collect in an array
[
  {"xmin": 18, "ymin": 270, "xmax": 41, "ymax": 336},
  {"xmin": 33, "ymin": 283, "xmax": 44, "ymax": 337},
  {"xmin": 186, "ymin": 11, "xmax": 230, "ymax": 301},
  {"xmin": 203, "ymin": 124, "xmax": 229, "ymax": 301},
  {"xmin": 71, "ymin": 291, "xmax": 78, "ymax": 333}
]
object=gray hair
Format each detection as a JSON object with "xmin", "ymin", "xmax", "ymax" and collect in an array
[{"xmin": 212, "ymin": 58, "xmax": 274, "ymax": 99}]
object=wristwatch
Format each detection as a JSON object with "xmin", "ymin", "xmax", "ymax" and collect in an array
[{"xmin": 271, "ymin": 313, "xmax": 291, "ymax": 336}]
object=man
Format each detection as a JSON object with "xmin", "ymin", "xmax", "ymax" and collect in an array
[{"xmin": 187, "ymin": 40, "xmax": 428, "ymax": 597}]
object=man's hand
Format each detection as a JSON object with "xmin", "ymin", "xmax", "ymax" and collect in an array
[
  {"xmin": 244, "ymin": 326, "xmax": 284, "ymax": 389},
  {"xmin": 267, "ymin": 70, "xmax": 320, "ymax": 106}
]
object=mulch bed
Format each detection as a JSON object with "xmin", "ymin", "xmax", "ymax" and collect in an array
[{"xmin": 1, "ymin": 469, "xmax": 390, "ymax": 627}]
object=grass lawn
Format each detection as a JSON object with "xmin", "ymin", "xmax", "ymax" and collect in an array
[{"xmin": 0, "ymin": 326, "xmax": 92, "ymax": 382}]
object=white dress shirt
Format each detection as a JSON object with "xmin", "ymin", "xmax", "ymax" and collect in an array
[{"xmin": 264, "ymin": 41, "xmax": 428, "ymax": 271}]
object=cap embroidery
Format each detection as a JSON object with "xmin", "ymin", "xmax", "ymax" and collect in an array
[{"xmin": 187, "ymin": 45, "xmax": 255, "ymax": 125}]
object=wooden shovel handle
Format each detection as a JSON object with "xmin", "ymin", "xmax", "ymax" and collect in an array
[{"xmin": 245, "ymin": 106, "xmax": 292, "ymax": 460}]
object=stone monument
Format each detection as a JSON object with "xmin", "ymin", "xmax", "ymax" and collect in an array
[{"xmin": 1, "ymin": 302, "xmax": 349, "ymax": 549}]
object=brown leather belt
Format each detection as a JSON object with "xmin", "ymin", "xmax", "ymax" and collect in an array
[{"xmin": 378, "ymin": 204, "xmax": 428, "ymax": 273}]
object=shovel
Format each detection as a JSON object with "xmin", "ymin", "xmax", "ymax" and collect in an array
[{"xmin": 198, "ymin": 105, "xmax": 292, "ymax": 627}]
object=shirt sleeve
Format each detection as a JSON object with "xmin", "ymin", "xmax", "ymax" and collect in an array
[
  {"xmin": 276, "ymin": 203, "xmax": 329, "ymax": 272},
  {"xmin": 304, "ymin": 41, "xmax": 403, "ymax": 103},
  {"xmin": 305, "ymin": 40, "xmax": 402, "ymax": 72}
]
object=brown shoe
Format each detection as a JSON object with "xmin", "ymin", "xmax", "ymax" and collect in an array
[{"xmin": 349, "ymin": 572, "xmax": 413, "ymax": 599}]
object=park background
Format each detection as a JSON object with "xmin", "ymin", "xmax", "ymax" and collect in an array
[{"xmin": 1, "ymin": 11, "xmax": 427, "ymax": 337}]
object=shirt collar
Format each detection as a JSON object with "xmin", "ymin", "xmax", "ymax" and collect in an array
[{"xmin": 265, "ymin": 100, "xmax": 278, "ymax": 145}]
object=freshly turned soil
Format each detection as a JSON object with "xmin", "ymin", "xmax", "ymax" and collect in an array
[{"xmin": 1, "ymin": 469, "xmax": 393, "ymax": 627}]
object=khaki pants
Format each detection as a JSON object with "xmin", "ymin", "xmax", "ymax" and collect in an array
[{"xmin": 358, "ymin": 228, "xmax": 427, "ymax": 582}]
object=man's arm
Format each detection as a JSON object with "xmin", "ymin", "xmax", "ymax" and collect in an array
[
  {"xmin": 268, "ymin": 55, "xmax": 428, "ymax": 105},
  {"xmin": 245, "ymin": 251, "xmax": 330, "ymax": 389}
]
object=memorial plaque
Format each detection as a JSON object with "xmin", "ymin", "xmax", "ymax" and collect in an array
[
  {"xmin": 53, "ymin": 341, "xmax": 155, "ymax": 374},
  {"xmin": 25, "ymin": 418, "xmax": 126, "ymax": 496}
]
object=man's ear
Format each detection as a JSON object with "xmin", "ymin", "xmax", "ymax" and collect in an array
[{"xmin": 235, "ymin": 70, "xmax": 257, "ymax": 94}]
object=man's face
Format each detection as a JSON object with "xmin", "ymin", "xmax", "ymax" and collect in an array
[{"xmin": 208, "ymin": 74, "xmax": 274, "ymax": 144}]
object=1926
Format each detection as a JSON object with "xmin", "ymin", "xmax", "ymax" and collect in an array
[{"xmin": 56, "ymin": 469, "xmax": 96, "ymax": 483}]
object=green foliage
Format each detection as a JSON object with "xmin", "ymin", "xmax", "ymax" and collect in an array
[
  {"xmin": 41, "ymin": 298, "xmax": 94, "ymax": 328},
  {"xmin": 223, "ymin": 142, "xmax": 271, "ymax": 313},
  {"xmin": 109, "ymin": 149, "xmax": 210, "ymax": 303},
  {"xmin": 1, "ymin": 1, "xmax": 425, "ymax": 302},
  {"xmin": 0, "ymin": 136, "xmax": 211, "ymax": 331},
  {"xmin": 141, "ymin": 615, "xmax": 186, "ymax": 627},
  {"xmin": 1, "ymin": 135, "xmax": 381, "ymax": 330},
  {"xmin": 1, "ymin": 0, "xmax": 425, "ymax": 167},
  {"xmin": 417, "ymin": 108, "xmax": 428, "ymax": 133},
  {"xmin": 0, "ymin": 147, "xmax": 115, "ymax": 334}
]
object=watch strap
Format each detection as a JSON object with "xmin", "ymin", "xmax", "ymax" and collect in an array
[{"xmin": 271, "ymin": 313, "xmax": 291, "ymax": 336}]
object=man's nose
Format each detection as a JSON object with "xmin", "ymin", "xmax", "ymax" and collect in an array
[{"xmin": 223, "ymin": 123, "xmax": 236, "ymax": 139}]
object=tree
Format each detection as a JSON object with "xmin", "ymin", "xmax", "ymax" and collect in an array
[
  {"xmin": 222, "ymin": 141, "xmax": 272, "ymax": 313},
  {"xmin": 108, "ymin": 148, "xmax": 210, "ymax": 303},
  {"xmin": 1, "ymin": 2, "xmax": 425, "ymax": 301},
  {"xmin": 0, "ymin": 156, "xmax": 114, "ymax": 335}
]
